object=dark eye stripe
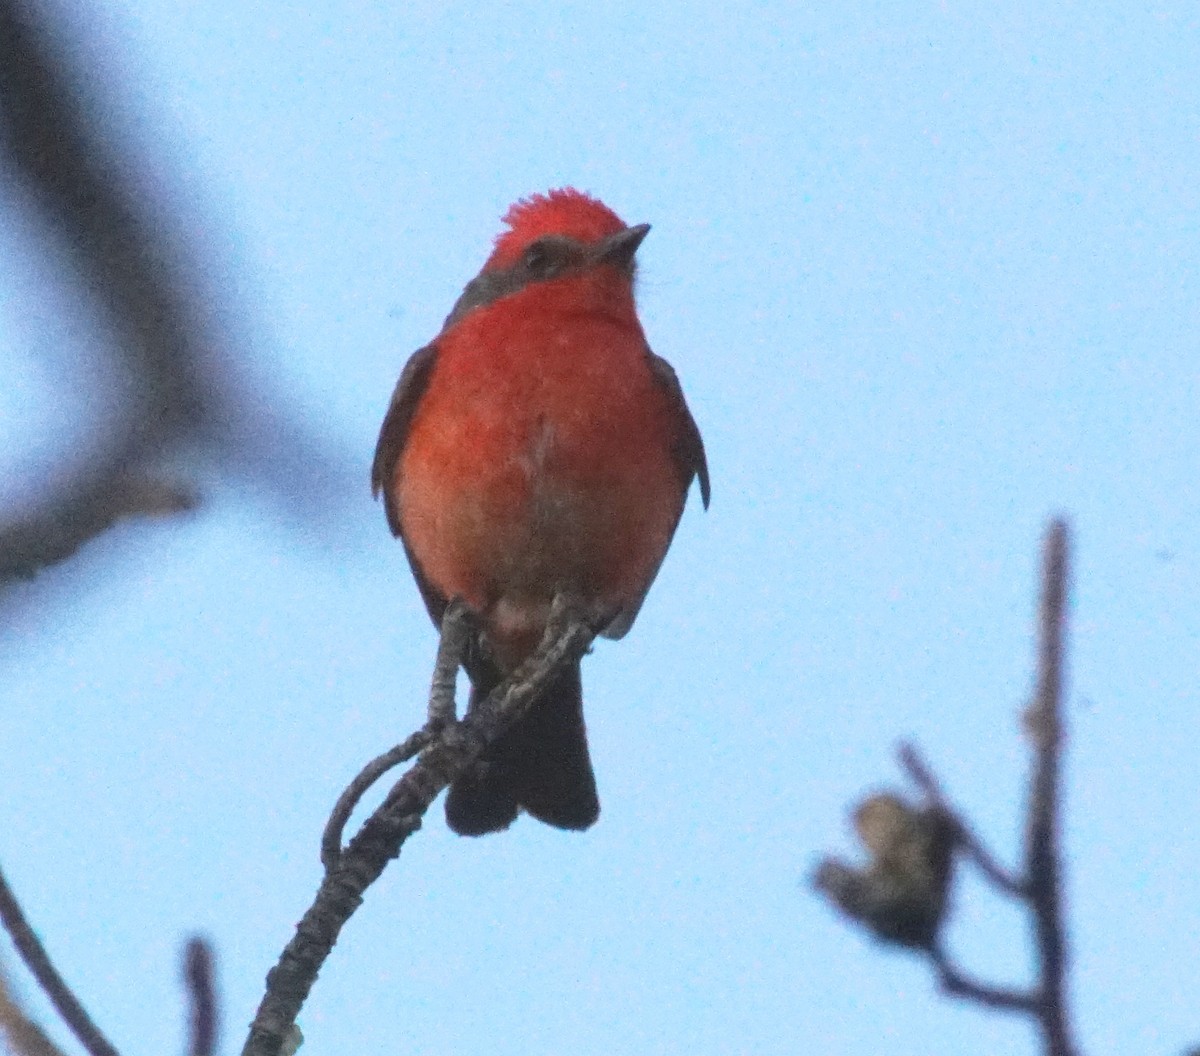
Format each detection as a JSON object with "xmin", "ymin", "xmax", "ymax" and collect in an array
[
  {"xmin": 442, "ymin": 236, "xmax": 591, "ymax": 329},
  {"xmin": 523, "ymin": 235, "xmax": 581, "ymax": 277}
]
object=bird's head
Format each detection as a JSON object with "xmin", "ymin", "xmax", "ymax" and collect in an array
[{"xmin": 444, "ymin": 188, "xmax": 650, "ymax": 329}]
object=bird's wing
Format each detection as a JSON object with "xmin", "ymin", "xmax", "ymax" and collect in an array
[
  {"xmin": 371, "ymin": 343, "xmax": 449, "ymax": 625},
  {"xmin": 603, "ymin": 350, "xmax": 710, "ymax": 640},
  {"xmin": 649, "ymin": 351, "xmax": 711, "ymax": 510}
]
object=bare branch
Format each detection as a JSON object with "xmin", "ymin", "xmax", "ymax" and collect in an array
[
  {"xmin": 0, "ymin": 866, "xmax": 120, "ymax": 1056},
  {"xmin": 183, "ymin": 937, "xmax": 218, "ymax": 1056},
  {"xmin": 816, "ymin": 520, "xmax": 1081, "ymax": 1055},
  {"xmin": 929, "ymin": 945, "xmax": 1036, "ymax": 1014},
  {"xmin": 1024, "ymin": 518, "xmax": 1076, "ymax": 1056},
  {"xmin": 0, "ymin": 476, "xmax": 199, "ymax": 583},
  {"xmin": 242, "ymin": 599, "xmax": 597, "ymax": 1056}
]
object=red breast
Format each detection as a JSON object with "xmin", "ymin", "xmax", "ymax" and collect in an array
[{"xmin": 395, "ymin": 272, "xmax": 686, "ymax": 666}]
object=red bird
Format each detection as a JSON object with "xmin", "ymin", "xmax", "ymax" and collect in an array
[{"xmin": 373, "ymin": 189, "xmax": 709, "ymax": 835}]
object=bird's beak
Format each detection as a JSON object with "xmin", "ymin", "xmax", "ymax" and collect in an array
[{"xmin": 598, "ymin": 223, "xmax": 651, "ymax": 268}]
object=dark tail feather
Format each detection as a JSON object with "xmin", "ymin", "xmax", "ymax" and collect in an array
[{"xmin": 444, "ymin": 661, "xmax": 599, "ymax": 836}]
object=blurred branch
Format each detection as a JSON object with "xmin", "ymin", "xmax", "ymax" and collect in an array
[
  {"xmin": 0, "ymin": 0, "xmax": 207, "ymax": 584},
  {"xmin": 1025, "ymin": 519, "xmax": 1074, "ymax": 1055},
  {"xmin": 0, "ymin": 865, "xmax": 120, "ymax": 1056},
  {"xmin": 0, "ymin": 878, "xmax": 225, "ymax": 1056},
  {"xmin": 898, "ymin": 743, "xmax": 1025, "ymax": 898},
  {"xmin": 815, "ymin": 519, "xmax": 1079, "ymax": 1056},
  {"xmin": 928, "ymin": 945, "xmax": 1035, "ymax": 1013},
  {"xmin": 242, "ymin": 597, "xmax": 597, "ymax": 1056},
  {"xmin": 0, "ymin": 475, "xmax": 199, "ymax": 583},
  {"xmin": 0, "ymin": 961, "xmax": 68, "ymax": 1056},
  {"xmin": 183, "ymin": 937, "xmax": 218, "ymax": 1056},
  {"xmin": 0, "ymin": 0, "xmax": 358, "ymax": 592}
]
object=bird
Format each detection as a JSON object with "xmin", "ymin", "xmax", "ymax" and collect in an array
[{"xmin": 372, "ymin": 188, "xmax": 709, "ymax": 835}]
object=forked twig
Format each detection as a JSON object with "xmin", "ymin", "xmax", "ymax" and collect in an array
[
  {"xmin": 320, "ymin": 730, "xmax": 434, "ymax": 870},
  {"xmin": 320, "ymin": 602, "xmax": 477, "ymax": 869},
  {"xmin": 816, "ymin": 520, "xmax": 1079, "ymax": 1056},
  {"xmin": 242, "ymin": 598, "xmax": 596, "ymax": 1056}
]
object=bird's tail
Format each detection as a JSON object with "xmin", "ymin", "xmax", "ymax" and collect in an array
[{"xmin": 444, "ymin": 661, "xmax": 599, "ymax": 836}]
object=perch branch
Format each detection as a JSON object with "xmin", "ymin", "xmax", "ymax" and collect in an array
[
  {"xmin": 321, "ymin": 601, "xmax": 477, "ymax": 869},
  {"xmin": 242, "ymin": 598, "xmax": 596, "ymax": 1056}
]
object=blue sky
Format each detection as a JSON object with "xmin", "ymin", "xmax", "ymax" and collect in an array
[{"xmin": 2, "ymin": 2, "xmax": 1198, "ymax": 1054}]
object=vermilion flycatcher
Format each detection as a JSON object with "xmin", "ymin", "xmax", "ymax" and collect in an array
[{"xmin": 372, "ymin": 189, "xmax": 709, "ymax": 835}]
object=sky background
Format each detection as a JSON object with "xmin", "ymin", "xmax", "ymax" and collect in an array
[{"xmin": 2, "ymin": 2, "xmax": 1198, "ymax": 1054}]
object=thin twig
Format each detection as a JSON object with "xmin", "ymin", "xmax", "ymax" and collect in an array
[
  {"xmin": 319, "ymin": 729, "xmax": 433, "ymax": 871},
  {"xmin": 242, "ymin": 603, "xmax": 596, "ymax": 1056},
  {"xmin": 1025, "ymin": 519, "xmax": 1075, "ymax": 1056},
  {"xmin": 929, "ymin": 945, "xmax": 1037, "ymax": 1013},
  {"xmin": 321, "ymin": 604, "xmax": 477, "ymax": 869},
  {"xmin": 428, "ymin": 599, "xmax": 472, "ymax": 726},
  {"xmin": 898, "ymin": 742, "xmax": 1026, "ymax": 898},
  {"xmin": 0, "ymin": 866, "xmax": 120, "ymax": 1056},
  {"xmin": 183, "ymin": 937, "xmax": 218, "ymax": 1056}
]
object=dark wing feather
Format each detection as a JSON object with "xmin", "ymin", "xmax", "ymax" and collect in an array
[
  {"xmin": 648, "ymin": 352, "xmax": 710, "ymax": 509},
  {"xmin": 371, "ymin": 343, "xmax": 438, "ymax": 531},
  {"xmin": 604, "ymin": 350, "xmax": 710, "ymax": 640},
  {"xmin": 371, "ymin": 343, "xmax": 448, "ymax": 625}
]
